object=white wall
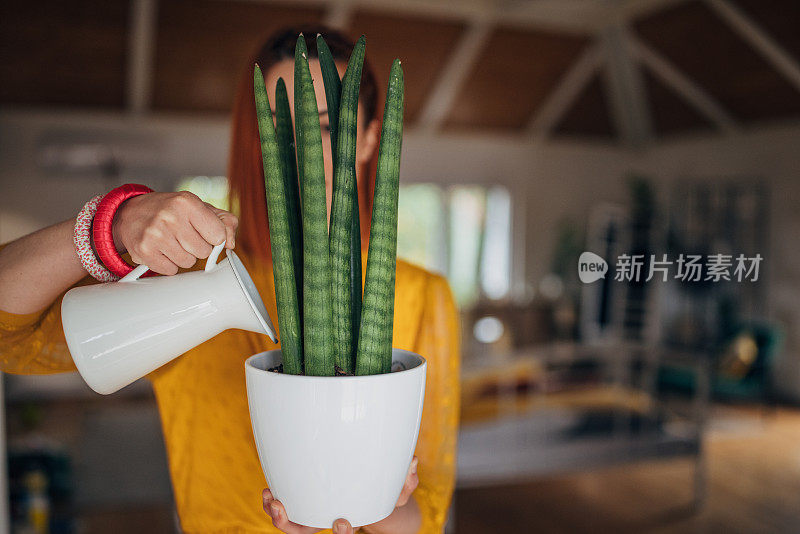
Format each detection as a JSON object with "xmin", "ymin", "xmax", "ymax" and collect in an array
[
  {"xmin": 1, "ymin": 109, "xmax": 798, "ymax": 398},
  {"xmin": 0, "ymin": 109, "xmax": 230, "ymax": 240}
]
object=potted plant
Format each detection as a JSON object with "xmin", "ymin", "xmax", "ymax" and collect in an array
[{"xmin": 244, "ymin": 34, "xmax": 426, "ymax": 528}]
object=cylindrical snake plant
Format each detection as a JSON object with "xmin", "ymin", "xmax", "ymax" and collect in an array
[{"xmin": 254, "ymin": 34, "xmax": 404, "ymax": 376}]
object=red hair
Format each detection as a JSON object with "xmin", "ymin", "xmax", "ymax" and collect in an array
[{"xmin": 227, "ymin": 26, "xmax": 379, "ymax": 262}]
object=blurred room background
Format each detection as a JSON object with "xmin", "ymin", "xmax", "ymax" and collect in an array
[{"xmin": 1, "ymin": 0, "xmax": 799, "ymax": 532}]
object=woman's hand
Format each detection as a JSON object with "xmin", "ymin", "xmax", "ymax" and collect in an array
[
  {"xmin": 262, "ymin": 457, "xmax": 420, "ymax": 534},
  {"xmin": 112, "ymin": 191, "xmax": 238, "ymax": 275}
]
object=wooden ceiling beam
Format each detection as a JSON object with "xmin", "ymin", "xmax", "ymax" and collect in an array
[
  {"xmin": 415, "ymin": 20, "xmax": 491, "ymax": 133},
  {"xmin": 324, "ymin": 0, "xmax": 354, "ymax": 30},
  {"xmin": 232, "ymin": 0, "xmax": 598, "ymax": 34},
  {"xmin": 705, "ymin": 0, "xmax": 800, "ymax": 93},
  {"xmin": 630, "ymin": 34, "xmax": 738, "ymax": 133},
  {"xmin": 614, "ymin": 0, "xmax": 696, "ymax": 25},
  {"xmin": 601, "ymin": 23, "xmax": 654, "ymax": 148},
  {"xmin": 233, "ymin": 0, "xmax": 702, "ymax": 33},
  {"xmin": 127, "ymin": 0, "xmax": 158, "ymax": 114},
  {"xmin": 527, "ymin": 43, "xmax": 604, "ymax": 141}
]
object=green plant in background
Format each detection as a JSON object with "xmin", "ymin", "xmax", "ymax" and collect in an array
[
  {"xmin": 551, "ymin": 219, "xmax": 583, "ymax": 283},
  {"xmin": 628, "ymin": 174, "xmax": 656, "ymax": 222},
  {"xmin": 253, "ymin": 34, "xmax": 404, "ymax": 377}
]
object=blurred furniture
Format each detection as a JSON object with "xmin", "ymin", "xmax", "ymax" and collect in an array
[
  {"xmin": 462, "ymin": 300, "xmax": 554, "ymax": 357},
  {"xmin": 457, "ymin": 340, "xmax": 710, "ymax": 507},
  {"xmin": 7, "ymin": 447, "xmax": 73, "ymax": 533},
  {"xmin": 662, "ymin": 180, "xmax": 769, "ymax": 350},
  {"xmin": 3, "ymin": 374, "xmax": 176, "ymax": 534},
  {"xmin": 659, "ymin": 321, "xmax": 783, "ymax": 403},
  {"xmin": 580, "ymin": 204, "xmax": 631, "ymax": 343}
]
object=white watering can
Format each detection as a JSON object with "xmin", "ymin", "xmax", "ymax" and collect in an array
[{"xmin": 62, "ymin": 242, "xmax": 277, "ymax": 394}]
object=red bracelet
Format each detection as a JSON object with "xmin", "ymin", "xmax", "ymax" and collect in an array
[{"xmin": 93, "ymin": 183, "xmax": 154, "ymax": 277}]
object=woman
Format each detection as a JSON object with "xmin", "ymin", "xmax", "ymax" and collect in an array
[{"xmin": 0, "ymin": 27, "xmax": 459, "ymax": 534}]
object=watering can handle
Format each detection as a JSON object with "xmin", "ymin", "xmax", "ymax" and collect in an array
[{"xmin": 120, "ymin": 241, "xmax": 226, "ymax": 282}]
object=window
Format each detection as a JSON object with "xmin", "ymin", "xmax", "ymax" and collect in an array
[
  {"xmin": 396, "ymin": 184, "xmax": 447, "ymax": 274},
  {"xmin": 397, "ymin": 184, "xmax": 511, "ymax": 307},
  {"xmin": 175, "ymin": 175, "xmax": 230, "ymax": 209}
]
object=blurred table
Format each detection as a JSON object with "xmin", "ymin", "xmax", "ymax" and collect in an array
[{"xmin": 456, "ymin": 341, "xmax": 709, "ymax": 507}]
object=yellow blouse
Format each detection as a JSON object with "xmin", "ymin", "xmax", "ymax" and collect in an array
[{"xmin": 0, "ymin": 251, "xmax": 461, "ymax": 533}]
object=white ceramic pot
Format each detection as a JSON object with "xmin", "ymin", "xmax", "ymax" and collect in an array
[
  {"xmin": 62, "ymin": 243, "xmax": 277, "ymax": 394},
  {"xmin": 245, "ymin": 348, "xmax": 427, "ymax": 528}
]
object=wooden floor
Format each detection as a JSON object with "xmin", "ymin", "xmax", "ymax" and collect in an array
[{"xmin": 454, "ymin": 406, "xmax": 800, "ymax": 533}]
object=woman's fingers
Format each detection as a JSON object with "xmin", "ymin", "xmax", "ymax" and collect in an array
[
  {"xmin": 131, "ymin": 249, "xmax": 178, "ymax": 276},
  {"xmin": 332, "ymin": 519, "xmax": 353, "ymax": 534},
  {"xmin": 261, "ymin": 489, "xmax": 353, "ymax": 534},
  {"xmin": 176, "ymin": 227, "xmax": 214, "ymax": 260},
  {"xmin": 186, "ymin": 196, "xmax": 227, "ymax": 247},
  {"xmin": 396, "ymin": 457, "xmax": 419, "ymax": 507},
  {"xmin": 263, "ymin": 488, "xmax": 275, "ymax": 517},
  {"xmin": 161, "ymin": 238, "xmax": 198, "ymax": 270},
  {"xmin": 397, "ymin": 472, "xmax": 419, "ymax": 507},
  {"xmin": 260, "ymin": 460, "xmax": 415, "ymax": 534},
  {"xmin": 205, "ymin": 203, "xmax": 238, "ymax": 249},
  {"xmin": 262, "ymin": 490, "xmax": 320, "ymax": 534}
]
